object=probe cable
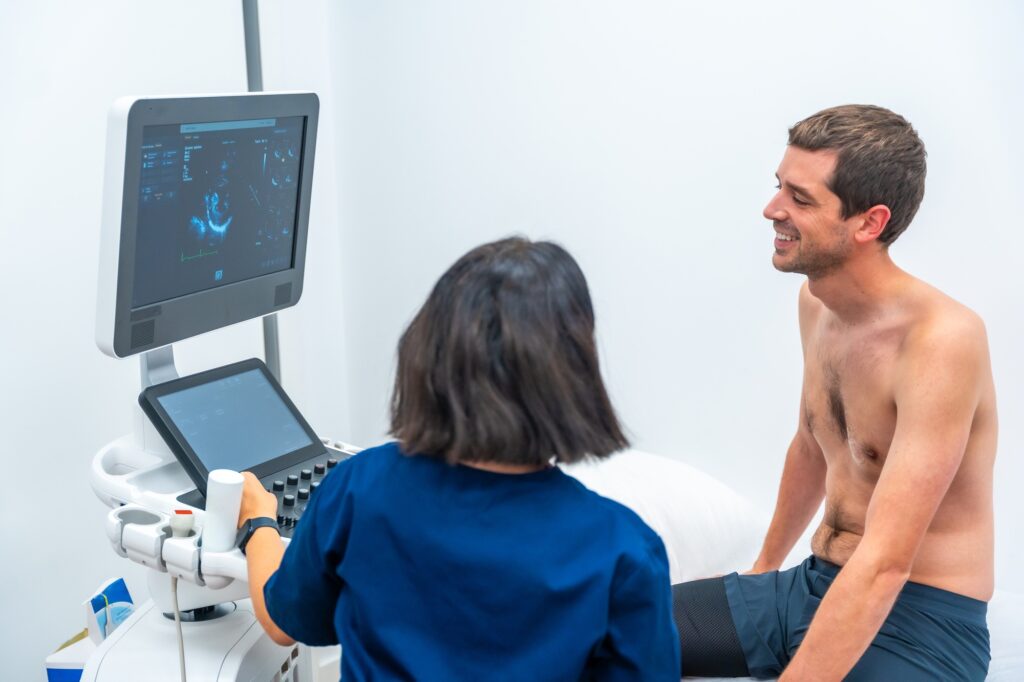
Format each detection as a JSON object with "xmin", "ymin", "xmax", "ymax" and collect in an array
[
  {"xmin": 171, "ymin": 576, "xmax": 187, "ymax": 682},
  {"xmin": 168, "ymin": 509, "xmax": 193, "ymax": 682}
]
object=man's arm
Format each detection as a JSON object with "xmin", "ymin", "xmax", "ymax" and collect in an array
[
  {"xmin": 751, "ymin": 415, "xmax": 826, "ymax": 572},
  {"xmin": 751, "ymin": 282, "xmax": 827, "ymax": 573},
  {"xmin": 780, "ymin": 314, "xmax": 987, "ymax": 681}
]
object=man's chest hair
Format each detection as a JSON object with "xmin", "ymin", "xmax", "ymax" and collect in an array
[{"xmin": 804, "ymin": 326, "xmax": 903, "ymax": 464}]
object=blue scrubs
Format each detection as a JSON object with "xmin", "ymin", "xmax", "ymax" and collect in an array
[
  {"xmin": 264, "ymin": 442, "xmax": 680, "ymax": 681},
  {"xmin": 723, "ymin": 556, "xmax": 990, "ymax": 680}
]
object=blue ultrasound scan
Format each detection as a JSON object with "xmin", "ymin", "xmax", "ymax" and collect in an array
[{"xmin": 131, "ymin": 117, "xmax": 305, "ymax": 308}]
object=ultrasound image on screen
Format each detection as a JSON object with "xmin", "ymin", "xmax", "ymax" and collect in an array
[
  {"xmin": 131, "ymin": 117, "xmax": 305, "ymax": 308},
  {"xmin": 156, "ymin": 368, "xmax": 313, "ymax": 474}
]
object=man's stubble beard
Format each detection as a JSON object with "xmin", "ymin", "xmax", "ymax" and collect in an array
[{"xmin": 774, "ymin": 227, "xmax": 852, "ymax": 280}]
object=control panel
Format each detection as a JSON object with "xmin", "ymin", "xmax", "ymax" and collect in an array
[{"xmin": 261, "ymin": 447, "xmax": 351, "ymax": 536}]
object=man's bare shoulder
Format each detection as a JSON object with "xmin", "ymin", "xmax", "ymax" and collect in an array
[
  {"xmin": 899, "ymin": 280, "xmax": 989, "ymax": 380},
  {"xmin": 909, "ymin": 281, "xmax": 986, "ymax": 342}
]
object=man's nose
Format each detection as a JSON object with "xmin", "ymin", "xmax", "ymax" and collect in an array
[{"xmin": 763, "ymin": 194, "xmax": 786, "ymax": 222}]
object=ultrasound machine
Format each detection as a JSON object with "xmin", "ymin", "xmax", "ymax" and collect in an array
[{"xmin": 84, "ymin": 92, "xmax": 357, "ymax": 681}]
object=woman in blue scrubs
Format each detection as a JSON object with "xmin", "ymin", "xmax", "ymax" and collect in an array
[{"xmin": 237, "ymin": 237, "xmax": 680, "ymax": 680}]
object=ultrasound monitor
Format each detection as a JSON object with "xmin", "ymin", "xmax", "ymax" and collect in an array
[{"xmin": 97, "ymin": 93, "xmax": 319, "ymax": 357}]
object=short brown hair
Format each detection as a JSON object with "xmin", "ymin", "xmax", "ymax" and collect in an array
[
  {"xmin": 390, "ymin": 237, "xmax": 628, "ymax": 466},
  {"xmin": 789, "ymin": 104, "xmax": 927, "ymax": 245}
]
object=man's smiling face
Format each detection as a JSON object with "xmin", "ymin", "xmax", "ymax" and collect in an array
[{"xmin": 763, "ymin": 146, "xmax": 856, "ymax": 278}]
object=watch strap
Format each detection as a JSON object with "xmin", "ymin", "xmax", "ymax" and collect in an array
[{"xmin": 236, "ymin": 516, "xmax": 280, "ymax": 555}]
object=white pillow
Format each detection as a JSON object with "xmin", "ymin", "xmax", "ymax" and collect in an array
[
  {"xmin": 988, "ymin": 589, "xmax": 1024, "ymax": 680},
  {"xmin": 561, "ymin": 449, "xmax": 768, "ymax": 583}
]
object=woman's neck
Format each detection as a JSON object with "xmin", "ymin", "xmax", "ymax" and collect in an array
[{"xmin": 461, "ymin": 460, "xmax": 549, "ymax": 474}]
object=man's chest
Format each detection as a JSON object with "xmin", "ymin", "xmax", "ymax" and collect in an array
[{"xmin": 803, "ymin": 327, "xmax": 902, "ymax": 467}]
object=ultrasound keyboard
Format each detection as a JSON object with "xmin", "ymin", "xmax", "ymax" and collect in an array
[
  {"xmin": 173, "ymin": 440, "xmax": 357, "ymax": 538},
  {"xmin": 261, "ymin": 454, "xmax": 348, "ymax": 537},
  {"xmin": 260, "ymin": 442, "xmax": 354, "ymax": 537}
]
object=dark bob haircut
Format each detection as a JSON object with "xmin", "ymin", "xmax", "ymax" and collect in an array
[{"xmin": 390, "ymin": 237, "xmax": 628, "ymax": 466}]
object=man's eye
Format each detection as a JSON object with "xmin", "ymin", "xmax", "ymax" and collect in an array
[{"xmin": 792, "ymin": 195, "xmax": 809, "ymax": 206}]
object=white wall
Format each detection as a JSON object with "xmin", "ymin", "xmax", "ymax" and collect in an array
[{"xmin": 327, "ymin": 0, "xmax": 1024, "ymax": 585}]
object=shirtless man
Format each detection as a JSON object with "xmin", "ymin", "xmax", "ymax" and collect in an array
[{"xmin": 672, "ymin": 105, "xmax": 996, "ymax": 680}]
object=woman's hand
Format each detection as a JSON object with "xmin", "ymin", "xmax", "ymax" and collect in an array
[
  {"xmin": 235, "ymin": 471, "xmax": 294, "ymax": 645},
  {"xmin": 237, "ymin": 471, "xmax": 279, "ymax": 527}
]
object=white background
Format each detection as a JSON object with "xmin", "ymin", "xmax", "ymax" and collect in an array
[{"xmin": 1, "ymin": 1, "xmax": 1021, "ymax": 678}]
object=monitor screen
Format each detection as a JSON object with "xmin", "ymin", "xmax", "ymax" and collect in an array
[
  {"xmin": 154, "ymin": 367, "xmax": 314, "ymax": 474},
  {"xmin": 132, "ymin": 116, "xmax": 306, "ymax": 309},
  {"xmin": 98, "ymin": 93, "xmax": 319, "ymax": 358}
]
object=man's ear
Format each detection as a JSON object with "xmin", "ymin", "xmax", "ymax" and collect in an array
[{"xmin": 854, "ymin": 204, "xmax": 892, "ymax": 244}]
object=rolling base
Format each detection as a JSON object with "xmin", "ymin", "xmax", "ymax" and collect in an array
[{"xmin": 81, "ymin": 599, "xmax": 311, "ymax": 682}]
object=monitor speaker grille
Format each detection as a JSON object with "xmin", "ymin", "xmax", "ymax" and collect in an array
[
  {"xmin": 130, "ymin": 320, "xmax": 155, "ymax": 349},
  {"xmin": 274, "ymin": 283, "xmax": 293, "ymax": 307}
]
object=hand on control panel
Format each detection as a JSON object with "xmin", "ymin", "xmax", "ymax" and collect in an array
[{"xmin": 238, "ymin": 471, "xmax": 279, "ymax": 528}]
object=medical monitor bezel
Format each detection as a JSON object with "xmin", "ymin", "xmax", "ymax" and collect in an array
[
  {"xmin": 97, "ymin": 92, "xmax": 319, "ymax": 358},
  {"xmin": 138, "ymin": 357, "xmax": 325, "ymax": 496}
]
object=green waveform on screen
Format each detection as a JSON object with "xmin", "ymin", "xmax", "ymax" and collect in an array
[{"xmin": 181, "ymin": 248, "xmax": 220, "ymax": 262}]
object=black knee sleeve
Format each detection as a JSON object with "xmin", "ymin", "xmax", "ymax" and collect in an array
[{"xmin": 672, "ymin": 577, "xmax": 750, "ymax": 678}]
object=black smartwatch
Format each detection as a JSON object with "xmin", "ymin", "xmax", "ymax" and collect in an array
[{"xmin": 236, "ymin": 516, "xmax": 281, "ymax": 555}]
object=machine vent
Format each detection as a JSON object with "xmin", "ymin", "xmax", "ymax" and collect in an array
[
  {"xmin": 130, "ymin": 320, "xmax": 155, "ymax": 349},
  {"xmin": 274, "ymin": 283, "xmax": 293, "ymax": 307}
]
